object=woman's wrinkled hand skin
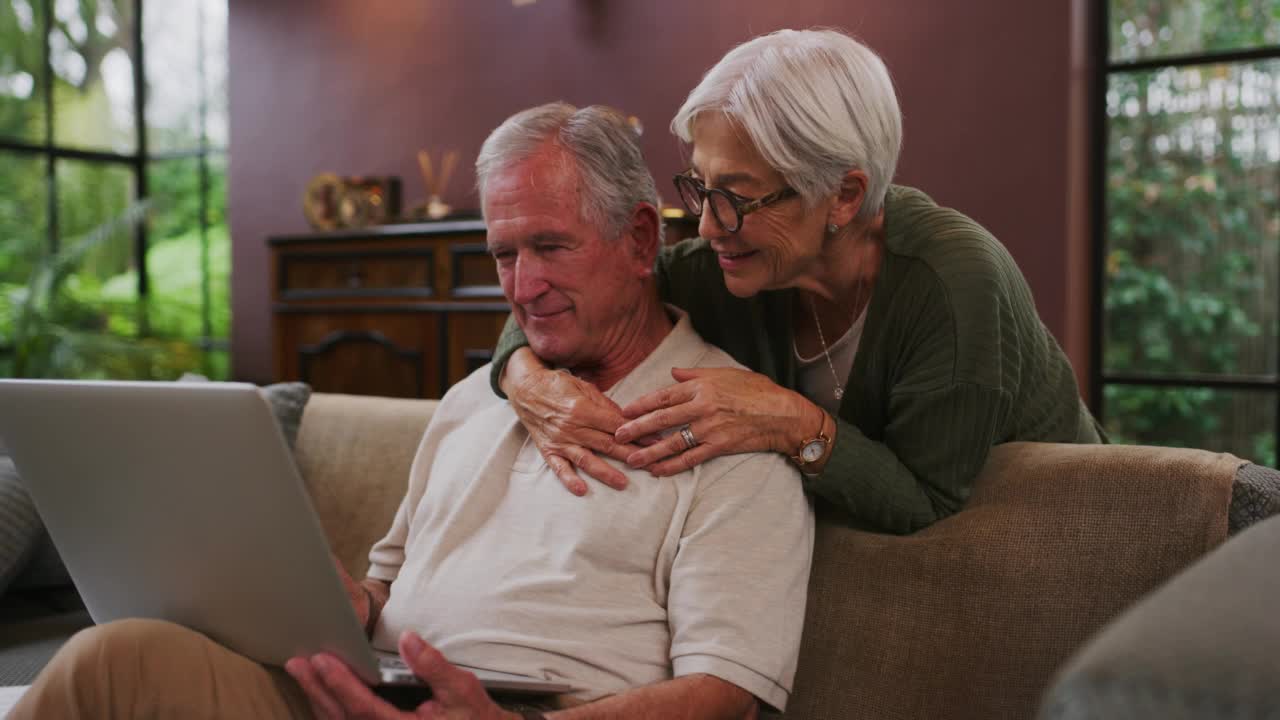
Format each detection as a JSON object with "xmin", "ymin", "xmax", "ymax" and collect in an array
[
  {"xmin": 508, "ymin": 365, "xmax": 643, "ymax": 496},
  {"xmin": 616, "ymin": 367, "xmax": 819, "ymax": 476}
]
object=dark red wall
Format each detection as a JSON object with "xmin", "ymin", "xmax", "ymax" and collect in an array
[{"xmin": 229, "ymin": 0, "xmax": 1093, "ymax": 386}]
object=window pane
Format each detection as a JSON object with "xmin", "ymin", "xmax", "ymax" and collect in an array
[
  {"xmin": 1110, "ymin": 0, "xmax": 1280, "ymax": 62},
  {"xmin": 1104, "ymin": 385, "xmax": 1276, "ymax": 466},
  {"xmin": 144, "ymin": 0, "xmax": 200, "ymax": 152},
  {"xmin": 0, "ymin": 152, "xmax": 47, "ymax": 359},
  {"xmin": 0, "ymin": 0, "xmax": 47, "ymax": 143},
  {"xmin": 56, "ymin": 159, "xmax": 136, "ymax": 309},
  {"xmin": 0, "ymin": 152, "xmax": 47, "ymax": 286},
  {"xmin": 51, "ymin": 0, "xmax": 136, "ymax": 154},
  {"xmin": 1103, "ymin": 61, "xmax": 1280, "ymax": 379},
  {"xmin": 203, "ymin": 347, "xmax": 227, "ymax": 379},
  {"xmin": 143, "ymin": 155, "xmax": 228, "ymax": 381},
  {"xmin": 144, "ymin": 157, "xmax": 203, "ymax": 339},
  {"xmin": 207, "ymin": 153, "xmax": 227, "ymax": 339},
  {"xmin": 204, "ymin": 0, "xmax": 226, "ymax": 149},
  {"xmin": 21, "ymin": 158, "xmax": 141, "ymax": 379}
]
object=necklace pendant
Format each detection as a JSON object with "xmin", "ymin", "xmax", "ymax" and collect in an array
[{"xmin": 834, "ymin": 387, "xmax": 844, "ymax": 400}]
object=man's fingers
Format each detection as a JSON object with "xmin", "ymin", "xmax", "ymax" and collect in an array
[
  {"xmin": 545, "ymin": 454, "xmax": 587, "ymax": 496},
  {"xmin": 414, "ymin": 699, "xmax": 449, "ymax": 719},
  {"xmin": 399, "ymin": 632, "xmax": 476, "ymax": 707},
  {"xmin": 619, "ymin": 382, "xmax": 697, "ymax": 423},
  {"xmin": 312, "ymin": 654, "xmax": 401, "ymax": 720},
  {"xmin": 285, "ymin": 657, "xmax": 346, "ymax": 720}
]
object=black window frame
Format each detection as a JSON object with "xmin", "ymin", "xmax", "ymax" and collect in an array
[
  {"xmin": 1091, "ymin": 0, "xmax": 1280, "ymax": 460},
  {"xmin": 0, "ymin": 0, "xmax": 227, "ymax": 365}
]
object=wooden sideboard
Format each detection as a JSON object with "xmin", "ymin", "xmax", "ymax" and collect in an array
[
  {"xmin": 268, "ymin": 213, "xmax": 700, "ymax": 399},
  {"xmin": 269, "ymin": 220, "xmax": 507, "ymax": 399}
]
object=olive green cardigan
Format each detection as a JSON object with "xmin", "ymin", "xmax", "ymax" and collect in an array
[{"xmin": 491, "ymin": 185, "xmax": 1102, "ymax": 534}]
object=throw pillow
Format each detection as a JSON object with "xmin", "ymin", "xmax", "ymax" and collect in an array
[
  {"xmin": 1228, "ymin": 462, "xmax": 1280, "ymax": 535},
  {"xmin": 259, "ymin": 382, "xmax": 312, "ymax": 451},
  {"xmin": 0, "ymin": 456, "xmax": 41, "ymax": 595}
]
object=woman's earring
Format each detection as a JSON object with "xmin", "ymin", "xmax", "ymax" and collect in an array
[{"xmin": 826, "ymin": 223, "xmax": 839, "ymax": 235}]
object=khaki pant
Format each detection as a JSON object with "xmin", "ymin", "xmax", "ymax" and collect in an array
[{"xmin": 10, "ymin": 618, "xmax": 313, "ymax": 719}]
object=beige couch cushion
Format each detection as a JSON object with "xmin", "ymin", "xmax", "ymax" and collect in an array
[
  {"xmin": 294, "ymin": 393, "xmax": 437, "ymax": 577},
  {"xmin": 785, "ymin": 442, "xmax": 1238, "ymax": 720}
]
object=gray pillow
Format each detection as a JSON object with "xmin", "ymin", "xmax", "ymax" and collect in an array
[
  {"xmin": 259, "ymin": 381, "xmax": 312, "ymax": 451},
  {"xmin": 0, "ymin": 456, "xmax": 42, "ymax": 594},
  {"xmin": 1228, "ymin": 462, "xmax": 1280, "ymax": 535},
  {"xmin": 1, "ymin": 381, "xmax": 313, "ymax": 593}
]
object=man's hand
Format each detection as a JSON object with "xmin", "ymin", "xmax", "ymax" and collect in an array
[
  {"xmin": 332, "ymin": 554, "xmax": 388, "ymax": 636},
  {"xmin": 285, "ymin": 631, "xmax": 520, "ymax": 720}
]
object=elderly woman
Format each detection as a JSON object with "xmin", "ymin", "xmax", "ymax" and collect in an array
[{"xmin": 491, "ymin": 28, "xmax": 1102, "ymax": 534}]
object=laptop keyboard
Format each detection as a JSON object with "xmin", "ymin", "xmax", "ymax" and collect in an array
[{"xmin": 380, "ymin": 656, "xmax": 409, "ymax": 670}]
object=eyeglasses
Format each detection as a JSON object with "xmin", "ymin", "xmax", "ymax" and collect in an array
[{"xmin": 672, "ymin": 172, "xmax": 798, "ymax": 233}]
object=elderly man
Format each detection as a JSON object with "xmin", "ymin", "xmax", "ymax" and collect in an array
[{"xmin": 10, "ymin": 103, "xmax": 813, "ymax": 720}]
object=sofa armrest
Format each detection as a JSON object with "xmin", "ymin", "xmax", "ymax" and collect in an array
[
  {"xmin": 1039, "ymin": 513, "xmax": 1280, "ymax": 719},
  {"xmin": 294, "ymin": 393, "xmax": 437, "ymax": 579},
  {"xmin": 785, "ymin": 442, "xmax": 1238, "ymax": 720}
]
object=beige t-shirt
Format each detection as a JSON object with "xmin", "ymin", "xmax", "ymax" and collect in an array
[{"xmin": 366, "ymin": 310, "xmax": 814, "ymax": 711}]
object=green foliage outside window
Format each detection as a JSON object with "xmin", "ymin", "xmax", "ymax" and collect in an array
[
  {"xmin": 1104, "ymin": 0, "xmax": 1280, "ymax": 465},
  {"xmin": 0, "ymin": 0, "xmax": 228, "ymax": 380}
]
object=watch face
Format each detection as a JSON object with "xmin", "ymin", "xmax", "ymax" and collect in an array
[{"xmin": 800, "ymin": 439, "xmax": 827, "ymax": 463}]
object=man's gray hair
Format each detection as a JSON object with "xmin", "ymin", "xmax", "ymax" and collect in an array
[
  {"xmin": 476, "ymin": 102, "xmax": 661, "ymax": 239},
  {"xmin": 671, "ymin": 28, "xmax": 902, "ymax": 221}
]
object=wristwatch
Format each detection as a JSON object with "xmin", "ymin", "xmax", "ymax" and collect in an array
[
  {"xmin": 791, "ymin": 412, "xmax": 833, "ymax": 477},
  {"xmin": 794, "ymin": 433, "xmax": 830, "ymax": 465}
]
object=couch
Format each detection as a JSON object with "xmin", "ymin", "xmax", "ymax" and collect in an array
[
  {"xmin": 1, "ymin": 391, "xmax": 1271, "ymax": 719},
  {"xmin": 1038, "ymin": 511, "xmax": 1280, "ymax": 719}
]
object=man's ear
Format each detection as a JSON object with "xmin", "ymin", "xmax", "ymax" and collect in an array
[
  {"xmin": 828, "ymin": 169, "xmax": 870, "ymax": 228},
  {"xmin": 626, "ymin": 202, "xmax": 662, "ymax": 277}
]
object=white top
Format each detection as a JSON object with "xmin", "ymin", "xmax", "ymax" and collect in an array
[
  {"xmin": 795, "ymin": 305, "xmax": 867, "ymax": 417},
  {"xmin": 366, "ymin": 309, "xmax": 815, "ymax": 711}
]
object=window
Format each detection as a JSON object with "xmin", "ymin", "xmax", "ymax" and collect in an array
[
  {"xmin": 1097, "ymin": 0, "xmax": 1280, "ymax": 465},
  {"xmin": 0, "ymin": 0, "xmax": 228, "ymax": 380}
]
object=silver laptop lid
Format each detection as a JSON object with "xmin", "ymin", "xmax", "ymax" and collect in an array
[{"xmin": 0, "ymin": 379, "xmax": 382, "ymax": 683}]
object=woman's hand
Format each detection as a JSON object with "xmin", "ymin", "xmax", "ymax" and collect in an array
[
  {"xmin": 616, "ymin": 367, "xmax": 824, "ymax": 476},
  {"xmin": 504, "ymin": 348, "xmax": 642, "ymax": 496}
]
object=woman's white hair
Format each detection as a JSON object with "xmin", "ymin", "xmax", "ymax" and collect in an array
[
  {"xmin": 672, "ymin": 28, "xmax": 902, "ymax": 221},
  {"xmin": 476, "ymin": 102, "xmax": 660, "ymax": 240}
]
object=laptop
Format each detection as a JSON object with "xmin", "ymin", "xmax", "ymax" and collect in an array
[{"xmin": 0, "ymin": 379, "xmax": 571, "ymax": 696}]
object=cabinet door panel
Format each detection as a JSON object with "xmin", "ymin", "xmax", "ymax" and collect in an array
[
  {"xmin": 444, "ymin": 311, "xmax": 510, "ymax": 388},
  {"xmin": 277, "ymin": 313, "xmax": 440, "ymax": 398}
]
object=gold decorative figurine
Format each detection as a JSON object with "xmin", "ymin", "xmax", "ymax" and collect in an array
[{"xmin": 416, "ymin": 150, "xmax": 458, "ymax": 220}]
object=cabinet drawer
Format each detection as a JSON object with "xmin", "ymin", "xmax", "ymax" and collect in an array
[
  {"xmin": 449, "ymin": 243, "xmax": 503, "ymax": 298},
  {"xmin": 278, "ymin": 249, "xmax": 435, "ymax": 300}
]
